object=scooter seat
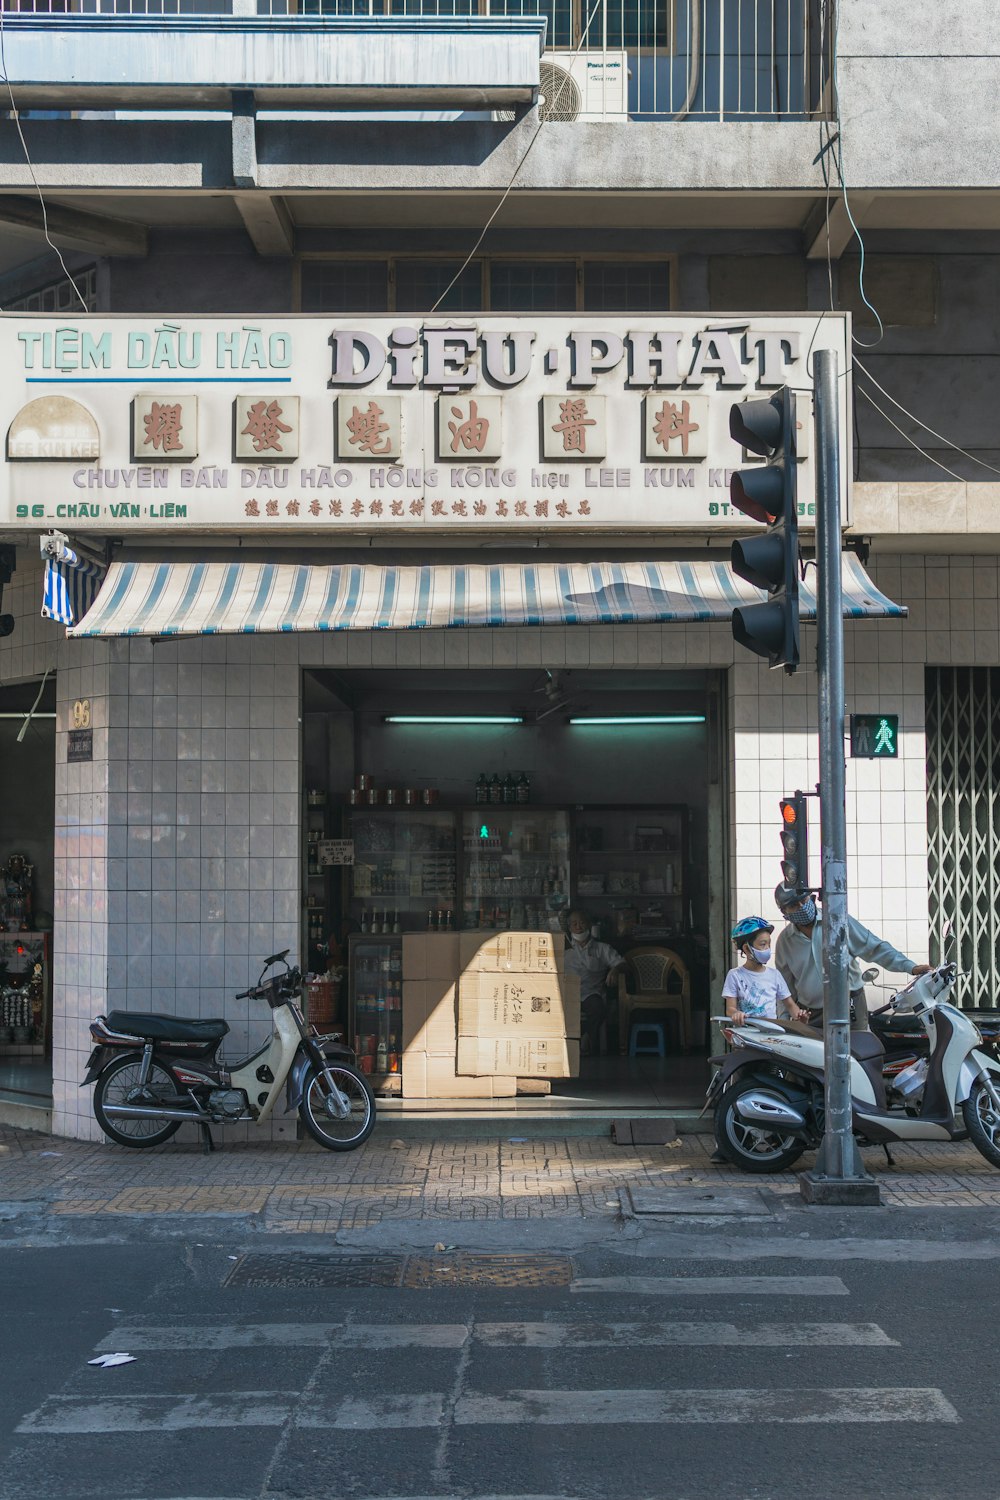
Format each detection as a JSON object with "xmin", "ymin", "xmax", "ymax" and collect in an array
[
  {"xmin": 849, "ymin": 1030, "xmax": 885, "ymax": 1062},
  {"xmin": 106, "ymin": 1010, "xmax": 229, "ymax": 1044}
]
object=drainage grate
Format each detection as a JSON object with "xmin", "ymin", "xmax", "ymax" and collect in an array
[
  {"xmin": 225, "ymin": 1253, "xmax": 406, "ymax": 1289},
  {"xmin": 224, "ymin": 1251, "xmax": 573, "ymax": 1290},
  {"xmin": 401, "ymin": 1253, "xmax": 573, "ymax": 1289}
]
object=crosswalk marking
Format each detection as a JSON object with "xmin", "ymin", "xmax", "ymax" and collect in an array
[
  {"xmin": 452, "ymin": 1388, "xmax": 959, "ymax": 1426},
  {"xmin": 473, "ymin": 1321, "xmax": 896, "ymax": 1347},
  {"xmin": 571, "ymin": 1275, "xmax": 849, "ymax": 1296},
  {"xmin": 97, "ymin": 1319, "xmax": 895, "ymax": 1352},
  {"xmin": 97, "ymin": 1323, "xmax": 469, "ymax": 1351},
  {"xmin": 20, "ymin": 1385, "xmax": 957, "ymax": 1433}
]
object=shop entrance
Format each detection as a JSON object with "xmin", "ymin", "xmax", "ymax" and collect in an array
[
  {"xmin": 302, "ymin": 668, "xmax": 726, "ymax": 1113},
  {"xmin": 0, "ymin": 677, "xmax": 55, "ymax": 1110}
]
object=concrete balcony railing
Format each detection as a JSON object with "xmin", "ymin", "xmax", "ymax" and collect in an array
[{"xmin": 0, "ymin": 0, "xmax": 832, "ymax": 120}]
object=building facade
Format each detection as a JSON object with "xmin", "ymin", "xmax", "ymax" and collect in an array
[{"xmin": 0, "ymin": 0, "xmax": 997, "ymax": 1138}]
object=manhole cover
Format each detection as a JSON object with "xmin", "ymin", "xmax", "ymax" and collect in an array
[
  {"xmin": 224, "ymin": 1252, "xmax": 573, "ymax": 1290},
  {"xmin": 402, "ymin": 1254, "xmax": 573, "ymax": 1289},
  {"xmin": 225, "ymin": 1254, "xmax": 405, "ymax": 1289},
  {"xmin": 626, "ymin": 1187, "xmax": 773, "ymax": 1217}
]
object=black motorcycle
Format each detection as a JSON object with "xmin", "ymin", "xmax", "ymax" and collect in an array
[{"xmin": 84, "ymin": 950, "xmax": 375, "ymax": 1152}]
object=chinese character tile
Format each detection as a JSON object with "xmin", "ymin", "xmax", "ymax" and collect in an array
[
  {"xmin": 437, "ymin": 395, "xmax": 503, "ymax": 462},
  {"xmin": 642, "ymin": 395, "xmax": 709, "ymax": 462},
  {"xmin": 336, "ymin": 395, "xmax": 402, "ymax": 461},
  {"xmin": 132, "ymin": 393, "xmax": 199, "ymax": 462},
  {"xmin": 541, "ymin": 395, "xmax": 606, "ymax": 462},
  {"xmin": 234, "ymin": 393, "xmax": 300, "ymax": 460}
]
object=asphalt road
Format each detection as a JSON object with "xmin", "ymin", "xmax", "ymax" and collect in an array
[{"xmin": 0, "ymin": 1223, "xmax": 996, "ymax": 1500}]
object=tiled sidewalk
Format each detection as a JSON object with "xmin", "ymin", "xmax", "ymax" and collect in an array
[{"xmin": 4, "ymin": 1124, "xmax": 1000, "ymax": 1230}]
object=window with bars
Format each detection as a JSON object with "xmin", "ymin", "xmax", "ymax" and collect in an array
[
  {"xmin": 7, "ymin": 266, "xmax": 98, "ymax": 313},
  {"xmin": 926, "ymin": 666, "xmax": 1000, "ymax": 1007},
  {"xmin": 300, "ymin": 257, "xmax": 670, "ymax": 312}
]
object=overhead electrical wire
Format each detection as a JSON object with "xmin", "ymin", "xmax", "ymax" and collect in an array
[
  {"xmin": 0, "ymin": 7, "xmax": 89, "ymax": 313},
  {"xmin": 854, "ymin": 358, "xmax": 1000, "ymax": 480}
]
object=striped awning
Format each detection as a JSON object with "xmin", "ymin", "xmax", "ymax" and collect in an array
[
  {"xmin": 40, "ymin": 536, "xmax": 106, "ymax": 628},
  {"xmin": 67, "ymin": 556, "xmax": 905, "ymax": 638}
]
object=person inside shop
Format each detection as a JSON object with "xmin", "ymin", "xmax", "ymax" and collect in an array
[
  {"xmin": 564, "ymin": 909, "xmax": 627, "ymax": 1056},
  {"xmin": 773, "ymin": 883, "xmax": 931, "ymax": 1030}
]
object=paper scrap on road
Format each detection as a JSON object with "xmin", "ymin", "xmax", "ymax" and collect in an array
[{"xmin": 88, "ymin": 1353, "xmax": 136, "ymax": 1368}]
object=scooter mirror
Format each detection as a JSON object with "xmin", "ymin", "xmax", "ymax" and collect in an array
[{"xmin": 861, "ymin": 968, "xmax": 878, "ymax": 984}]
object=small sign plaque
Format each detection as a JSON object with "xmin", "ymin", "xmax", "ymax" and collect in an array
[
  {"xmin": 67, "ymin": 728, "xmax": 93, "ymax": 763},
  {"xmin": 319, "ymin": 839, "xmax": 355, "ymax": 867},
  {"xmin": 850, "ymin": 713, "xmax": 899, "ymax": 759}
]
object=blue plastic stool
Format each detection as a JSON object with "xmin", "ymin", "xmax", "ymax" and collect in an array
[{"xmin": 629, "ymin": 1022, "xmax": 666, "ymax": 1058}]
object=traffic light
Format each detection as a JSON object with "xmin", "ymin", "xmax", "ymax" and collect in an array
[
  {"xmin": 779, "ymin": 792, "xmax": 809, "ymax": 893},
  {"xmin": 729, "ymin": 387, "xmax": 799, "ymax": 673}
]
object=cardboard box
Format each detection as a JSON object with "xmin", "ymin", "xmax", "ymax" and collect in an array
[
  {"xmin": 459, "ymin": 931, "xmax": 565, "ymax": 975},
  {"xmin": 457, "ymin": 1036, "xmax": 580, "ymax": 1078},
  {"xmin": 402, "ymin": 933, "xmax": 460, "ymax": 981},
  {"xmin": 403, "ymin": 1051, "xmax": 516, "ymax": 1099},
  {"xmin": 402, "ymin": 980, "xmax": 457, "ymax": 1054},
  {"xmin": 458, "ymin": 971, "xmax": 580, "ymax": 1039}
]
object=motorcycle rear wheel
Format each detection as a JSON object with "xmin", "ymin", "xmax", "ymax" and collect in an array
[
  {"xmin": 93, "ymin": 1055, "xmax": 183, "ymax": 1148},
  {"xmin": 713, "ymin": 1082, "xmax": 806, "ymax": 1173},
  {"xmin": 962, "ymin": 1079, "xmax": 1000, "ymax": 1169},
  {"xmin": 298, "ymin": 1062, "xmax": 375, "ymax": 1151}
]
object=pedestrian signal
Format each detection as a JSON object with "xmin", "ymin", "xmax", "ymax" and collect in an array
[{"xmin": 850, "ymin": 714, "xmax": 899, "ymax": 759}]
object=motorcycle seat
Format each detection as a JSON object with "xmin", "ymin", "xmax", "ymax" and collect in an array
[
  {"xmin": 849, "ymin": 1031, "xmax": 885, "ymax": 1062},
  {"xmin": 105, "ymin": 1010, "xmax": 229, "ymax": 1044}
]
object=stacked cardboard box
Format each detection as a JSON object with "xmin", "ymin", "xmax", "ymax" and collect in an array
[
  {"xmin": 400, "ymin": 934, "xmax": 515, "ymax": 1099},
  {"xmin": 456, "ymin": 932, "xmax": 580, "ymax": 1080}
]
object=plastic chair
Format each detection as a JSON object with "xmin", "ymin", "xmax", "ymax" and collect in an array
[
  {"xmin": 618, "ymin": 947, "xmax": 692, "ymax": 1053},
  {"xmin": 629, "ymin": 1022, "xmax": 666, "ymax": 1058}
]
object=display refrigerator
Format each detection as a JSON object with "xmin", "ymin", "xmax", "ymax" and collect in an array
[{"xmin": 346, "ymin": 932, "xmax": 403, "ymax": 1094}]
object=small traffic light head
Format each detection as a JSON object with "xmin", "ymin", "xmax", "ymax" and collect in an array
[
  {"xmin": 730, "ymin": 466, "xmax": 783, "ymax": 526},
  {"xmin": 780, "ymin": 800, "xmax": 798, "ymax": 825},
  {"xmin": 729, "ymin": 394, "xmax": 783, "ymax": 458},
  {"xmin": 731, "ymin": 534, "xmax": 787, "ymax": 592}
]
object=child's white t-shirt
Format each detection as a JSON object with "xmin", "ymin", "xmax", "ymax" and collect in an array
[{"xmin": 721, "ymin": 965, "xmax": 792, "ymax": 1019}]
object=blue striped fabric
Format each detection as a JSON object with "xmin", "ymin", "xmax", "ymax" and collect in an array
[
  {"xmin": 67, "ymin": 554, "xmax": 907, "ymax": 638},
  {"xmin": 41, "ymin": 545, "xmax": 105, "ymax": 628}
]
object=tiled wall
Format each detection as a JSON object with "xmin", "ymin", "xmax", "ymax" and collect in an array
[{"xmin": 3, "ymin": 544, "xmax": 995, "ymax": 1140}]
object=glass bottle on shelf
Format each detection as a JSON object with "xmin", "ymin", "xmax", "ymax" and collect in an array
[
  {"xmin": 516, "ymin": 773, "xmax": 530, "ymax": 804},
  {"xmin": 475, "ymin": 772, "xmax": 489, "ymax": 804},
  {"xmin": 489, "ymin": 773, "xmax": 502, "ymax": 804}
]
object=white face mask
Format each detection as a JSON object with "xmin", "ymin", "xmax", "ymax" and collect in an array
[
  {"xmin": 750, "ymin": 946, "xmax": 771, "ymax": 964},
  {"xmin": 570, "ymin": 931, "xmax": 589, "ymax": 945}
]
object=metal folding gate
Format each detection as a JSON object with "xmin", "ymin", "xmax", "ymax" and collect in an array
[{"xmin": 926, "ymin": 666, "xmax": 1000, "ymax": 1007}]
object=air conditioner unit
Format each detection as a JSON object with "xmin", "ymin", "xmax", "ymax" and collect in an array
[{"xmin": 496, "ymin": 50, "xmax": 630, "ymax": 124}]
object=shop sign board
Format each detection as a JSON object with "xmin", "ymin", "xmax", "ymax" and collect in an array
[
  {"xmin": 0, "ymin": 314, "xmax": 850, "ymax": 534},
  {"xmin": 67, "ymin": 728, "xmax": 93, "ymax": 762}
]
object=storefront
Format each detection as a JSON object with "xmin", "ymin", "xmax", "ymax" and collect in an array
[
  {"xmin": 0, "ymin": 308, "xmax": 921, "ymax": 1139},
  {"xmin": 301, "ymin": 665, "xmax": 722, "ymax": 1109}
]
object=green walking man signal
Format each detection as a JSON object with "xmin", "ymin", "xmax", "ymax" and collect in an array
[{"xmin": 850, "ymin": 713, "xmax": 899, "ymax": 759}]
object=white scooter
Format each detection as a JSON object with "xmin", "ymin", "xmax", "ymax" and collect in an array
[{"xmin": 706, "ymin": 961, "xmax": 1000, "ymax": 1172}]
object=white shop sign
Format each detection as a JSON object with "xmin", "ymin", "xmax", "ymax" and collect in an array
[{"xmin": 0, "ymin": 314, "xmax": 849, "ymax": 533}]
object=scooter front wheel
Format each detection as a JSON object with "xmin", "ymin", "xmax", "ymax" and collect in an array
[
  {"xmin": 713, "ymin": 1082, "xmax": 806, "ymax": 1174},
  {"xmin": 962, "ymin": 1079, "xmax": 1000, "ymax": 1169},
  {"xmin": 298, "ymin": 1062, "xmax": 375, "ymax": 1151}
]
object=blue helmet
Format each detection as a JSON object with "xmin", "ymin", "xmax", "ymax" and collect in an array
[{"xmin": 731, "ymin": 916, "xmax": 773, "ymax": 945}]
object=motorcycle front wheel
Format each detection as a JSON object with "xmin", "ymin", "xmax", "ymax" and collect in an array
[
  {"xmin": 298, "ymin": 1062, "xmax": 375, "ymax": 1151},
  {"xmin": 962, "ymin": 1079, "xmax": 1000, "ymax": 1169},
  {"xmin": 713, "ymin": 1081, "xmax": 806, "ymax": 1173},
  {"xmin": 93, "ymin": 1055, "xmax": 184, "ymax": 1148}
]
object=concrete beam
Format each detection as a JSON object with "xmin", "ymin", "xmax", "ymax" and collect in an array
[
  {"xmin": 804, "ymin": 193, "xmax": 875, "ymax": 261},
  {"xmin": 234, "ymin": 192, "xmax": 294, "ymax": 256},
  {"xmin": 0, "ymin": 195, "xmax": 147, "ymax": 255}
]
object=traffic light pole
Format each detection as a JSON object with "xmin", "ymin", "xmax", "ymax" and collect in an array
[{"xmin": 800, "ymin": 348, "xmax": 881, "ymax": 1206}]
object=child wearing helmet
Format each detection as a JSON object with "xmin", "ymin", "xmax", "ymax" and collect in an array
[{"xmin": 723, "ymin": 916, "xmax": 809, "ymax": 1026}]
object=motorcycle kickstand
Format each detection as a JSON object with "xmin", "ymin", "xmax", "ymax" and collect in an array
[
  {"xmin": 199, "ymin": 1122, "xmax": 216, "ymax": 1155},
  {"xmin": 882, "ymin": 1144, "xmax": 896, "ymax": 1167}
]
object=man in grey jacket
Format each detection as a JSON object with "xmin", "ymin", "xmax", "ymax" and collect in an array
[{"xmin": 773, "ymin": 885, "xmax": 930, "ymax": 1029}]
